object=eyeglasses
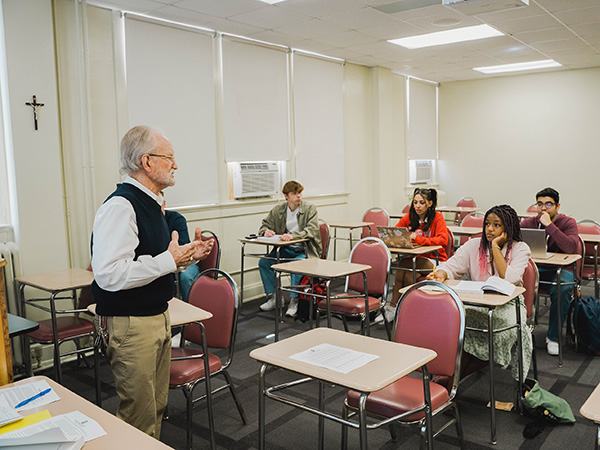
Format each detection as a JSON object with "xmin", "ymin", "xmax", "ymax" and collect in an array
[
  {"xmin": 147, "ymin": 153, "xmax": 175, "ymax": 163},
  {"xmin": 536, "ymin": 201, "xmax": 555, "ymax": 209}
]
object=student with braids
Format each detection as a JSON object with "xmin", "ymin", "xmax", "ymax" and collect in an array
[
  {"xmin": 380, "ymin": 188, "xmax": 448, "ymax": 322},
  {"xmin": 428, "ymin": 205, "xmax": 532, "ymax": 379}
]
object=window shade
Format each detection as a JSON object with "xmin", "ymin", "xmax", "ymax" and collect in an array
[{"xmin": 407, "ymin": 78, "xmax": 437, "ymax": 160}]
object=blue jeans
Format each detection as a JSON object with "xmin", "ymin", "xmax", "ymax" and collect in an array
[
  {"xmin": 539, "ymin": 268, "xmax": 575, "ymax": 342},
  {"xmin": 179, "ymin": 264, "xmax": 200, "ymax": 303},
  {"xmin": 258, "ymin": 247, "xmax": 306, "ymax": 298}
]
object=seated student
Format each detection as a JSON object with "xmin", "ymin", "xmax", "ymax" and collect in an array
[
  {"xmin": 520, "ymin": 187, "xmax": 579, "ymax": 356},
  {"xmin": 428, "ymin": 204, "xmax": 532, "ymax": 379},
  {"xmin": 380, "ymin": 188, "xmax": 448, "ymax": 322},
  {"xmin": 162, "ymin": 198, "xmax": 198, "ymax": 303},
  {"xmin": 258, "ymin": 180, "xmax": 322, "ymax": 317}
]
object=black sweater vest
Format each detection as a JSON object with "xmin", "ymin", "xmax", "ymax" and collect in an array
[{"xmin": 92, "ymin": 183, "xmax": 174, "ymax": 316}]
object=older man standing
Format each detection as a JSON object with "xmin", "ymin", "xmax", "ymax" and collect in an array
[{"xmin": 91, "ymin": 126, "xmax": 212, "ymax": 438}]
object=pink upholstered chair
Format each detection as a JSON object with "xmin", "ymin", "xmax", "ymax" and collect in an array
[
  {"xmin": 319, "ymin": 220, "xmax": 331, "ymax": 259},
  {"xmin": 523, "ymin": 258, "xmax": 539, "ymax": 379},
  {"xmin": 196, "ymin": 230, "xmax": 221, "ymax": 273},
  {"xmin": 317, "ymin": 237, "xmax": 392, "ymax": 338},
  {"xmin": 445, "ymin": 228, "xmax": 455, "ymax": 259},
  {"xmin": 527, "ymin": 203, "xmax": 538, "ymax": 214},
  {"xmin": 170, "ymin": 269, "xmax": 247, "ymax": 450},
  {"xmin": 342, "ymin": 281, "xmax": 465, "ymax": 449},
  {"xmin": 577, "ymin": 220, "xmax": 600, "ymax": 296},
  {"xmin": 459, "ymin": 211, "xmax": 484, "ymax": 246},
  {"xmin": 401, "ymin": 204, "xmax": 410, "ymax": 215},
  {"xmin": 455, "ymin": 196, "xmax": 477, "ymax": 223},
  {"xmin": 361, "ymin": 207, "xmax": 390, "ymax": 239}
]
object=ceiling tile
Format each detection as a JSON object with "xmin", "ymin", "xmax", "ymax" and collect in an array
[
  {"xmin": 493, "ymin": 14, "xmax": 562, "ymax": 34},
  {"xmin": 173, "ymin": 0, "xmax": 265, "ymax": 18},
  {"xmin": 358, "ymin": 20, "xmax": 424, "ymax": 40},
  {"xmin": 536, "ymin": 0, "xmax": 600, "ymax": 14},
  {"xmin": 274, "ymin": 18, "xmax": 350, "ymax": 39},
  {"xmin": 555, "ymin": 6, "xmax": 600, "ymax": 27},
  {"xmin": 513, "ymin": 27, "xmax": 575, "ymax": 44},
  {"xmin": 230, "ymin": 4, "xmax": 312, "ymax": 29},
  {"xmin": 321, "ymin": 6, "xmax": 403, "ymax": 29},
  {"xmin": 276, "ymin": 0, "xmax": 365, "ymax": 18},
  {"xmin": 532, "ymin": 38, "xmax": 592, "ymax": 52},
  {"xmin": 475, "ymin": 2, "xmax": 546, "ymax": 22},
  {"xmin": 311, "ymin": 30, "xmax": 380, "ymax": 48}
]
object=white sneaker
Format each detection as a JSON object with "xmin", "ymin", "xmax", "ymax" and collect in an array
[
  {"xmin": 286, "ymin": 298, "xmax": 298, "ymax": 317},
  {"xmin": 546, "ymin": 337, "xmax": 559, "ymax": 356},
  {"xmin": 260, "ymin": 296, "xmax": 276, "ymax": 311}
]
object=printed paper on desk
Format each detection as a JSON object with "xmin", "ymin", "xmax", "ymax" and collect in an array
[
  {"xmin": 254, "ymin": 235, "xmax": 285, "ymax": 243},
  {"xmin": 0, "ymin": 397, "xmax": 24, "ymax": 428},
  {"xmin": 0, "ymin": 426, "xmax": 84, "ymax": 449},
  {"xmin": 290, "ymin": 343, "xmax": 379, "ymax": 374},
  {"xmin": 0, "ymin": 380, "xmax": 60, "ymax": 411}
]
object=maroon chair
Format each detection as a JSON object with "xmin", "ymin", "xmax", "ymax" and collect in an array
[
  {"xmin": 456, "ymin": 196, "xmax": 477, "ymax": 224},
  {"xmin": 523, "ymin": 258, "xmax": 539, "ymax": 380},
  {"xmin": 170, "ymin": 269, "xmax": 247, "ymax": 450},
  {"xmin": 401, "ymin": 204, "xmax": 410, "ymax": 215},
  {"xmin": 361, "ymin": 207, "xmax": 390, "ymax": 239},
  {"xmin": 459, "ymin": 211, "xmax": 484, "ymax": 246},
  {"xmin": 577, "ymin": 220, "xmax": 600, "ymax": 297},
  {"xmin": 317, "ymin": 237, "xmax": 392, "ymax": 338},
  {"xmin": 342, "ymin": 281, "xmax": 465, "ymax": 449},
  {"xmin": 196, "ymin": 230, "xmax": 221, "ymax": 274},
  {"xmin": 527, "ymin": 203, "xmax": 538, "ymax": 214},
  {"xmin": 319, "ymin": 220, "xmax": 331, "ymax": 259}
]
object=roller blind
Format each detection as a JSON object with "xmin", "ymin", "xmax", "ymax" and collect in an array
[
  {"xmin": 222, "ymin": 38, "xmax": 289, "ymax": 162},
  {"xmin": 407, "ymin": 78, "xmax": 437, "ymax": 160},
  {"xmin": 293, "ymin": 54, "xmax": 344, "ymax": 194},
  {"xmin": 125, "ymin": 18, "xmax": 218, "ymax": 207}
]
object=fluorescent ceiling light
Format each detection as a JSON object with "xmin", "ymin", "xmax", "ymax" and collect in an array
[
  {"xmin": 388, "ymin": 24, "xmax": 503, "ymax": 49},
  {"xmin": 259, "ymin": 0, "xmax": 286, "ymax": 4},
  {"xmin": 473, "ymin": 59, "xmax": 562, "ymax": 74}
]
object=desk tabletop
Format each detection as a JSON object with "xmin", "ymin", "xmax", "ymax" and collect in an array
[
  {"xmin": 328, "ymin": 221, "xmax": 373, "ymax": 229},
  {"xmin": 239, "ymin": 237, "xmax": 308, "ymax": 246},
  {"xmin": 272, "ymin": 258, "xmax": 371, "ymax": 278},
  {"xmin": 16, "ymin": 268, "xmax": 94, "ymax": 292},
  {"xmin": 249, "ymin": 327, "xmax": 436, "ymax": 393},
  {"xmin": 87, "ymin": 298, "xmax": 212, "ymax": 327},
  {"xmin": 0, "ymin": 376, "xmax": 173, "ymax": 449},
  {"xmin": 581, "ymin": 383, "xmax": 600, "ymax": 423},
  {"xmin": 388, "ymin": 245, "xmax": 442, "ymax": 256},
  {"xmin": 580, "ymin": 233, "xmax": 600, "ymax": 243},
  {"xmin": 7, "ymin": 313, "xmax": 39, "ymax": 338},
  {"xmin": 436, "ymin": 206, "xmax": 480, "ymax": 213},
  {"xmin": 399, "ymin": 279, "xmax": 525, "ymax": 307},
  {"xmin": 447, "ymin": 225, "xmax": 482, "ymax": 236},
  {"xmin": 531, "ymin": 253, "xmax": 581, "ymax": 266}
]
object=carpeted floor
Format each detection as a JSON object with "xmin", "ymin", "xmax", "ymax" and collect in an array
[{"xmin": 36, "ymin": 280, "xmax": 600, "ymax": 449}]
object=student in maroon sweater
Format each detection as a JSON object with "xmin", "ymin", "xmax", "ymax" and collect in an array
[{"xmin": 520, "ymin": 187, "xmax": 579, "ymax": 356}]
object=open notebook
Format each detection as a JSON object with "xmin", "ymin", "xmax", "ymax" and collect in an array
[{"xmin": 454, "ymin": 276, "xmax": 516, "ymax": 296}]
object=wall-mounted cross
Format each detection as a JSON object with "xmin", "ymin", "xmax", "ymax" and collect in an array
[{"xmin": 25, "ymin": 95, "xmax": 44, "ymax": 131}]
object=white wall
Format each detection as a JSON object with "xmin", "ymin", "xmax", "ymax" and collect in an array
[{"xmin": 438, "ymin": 67, "xmax": 600, "ymax": 220}]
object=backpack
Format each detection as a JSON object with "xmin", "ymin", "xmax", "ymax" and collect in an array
[
  {"xmin": 567, "ymin": 296, "xmax": 600, "ymax": 355},
  {"xmin": 295, "ymin": 275, "xmax": 327, "ymax": 323}
]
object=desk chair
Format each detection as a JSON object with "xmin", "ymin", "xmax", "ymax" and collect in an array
[
  {"xmin": 523, "ymin": 258, "xmax": 539, "ymax": 380},
  {"xmin": 401, "ymin": 204, "xmax": 410, "ymax": 215},
  {"xmin": 361, "ymin": 207, "xmax": 390, "ymax": 239},
  {"xmin": 342, "ymin": 281, "xmax": 465, "ymax": 450},
  {"xmin": 445, "ymin": 228, "xmax": 455, "ymax": 259},
  {"xmin": 527, "ymin": 203, "xmax": 538, "ymax": 214},
  {"xmin": 318, "ymin": 220, "xmax": 331, "ymax": 259},
  {"xmin": 459, "ymin": 211, "xmax": 484, "ymax": 246},
  {"xmin": 455, "ymin": 196, "xmax": 477, "ymax": 224},
  {"xmin": 170, "ymin": 269, "xmax": 247, "ymax": 450},
  {"xmin": 577, "ymin": 219, "xmax": 600, "ymax": 297},
  {"xmin": 317, "ymin": 237, "xmax": 392, "ymax": 339}
]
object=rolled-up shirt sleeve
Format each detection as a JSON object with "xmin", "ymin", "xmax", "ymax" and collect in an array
[{"xmin": 91, "ymin": 197, "xmax": 176, "ymax": 292}]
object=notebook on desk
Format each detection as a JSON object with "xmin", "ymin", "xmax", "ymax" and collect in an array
[
  {"xmin": 376, "ymin": 226, "xmax": 419, "ymax": 249},
  {"xmin": 521, "ymin": 228, "xmax": 553, "ymax": 259}
]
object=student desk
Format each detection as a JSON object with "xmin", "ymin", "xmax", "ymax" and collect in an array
[
  {"xmin": 580, "ymin": 233, "xmax": 600, "ymax": 298},
  {"xmin": 581, "ymin": 382, "xmax": 600, "ymax": 450},
  {"xmin": 531, "ymin": 253, "xmax": 581, "ymax": 367},
  {"xmin": 249, "ymin": 327, "xmax": 437, "ymax": 450},
  {"xmin": 0, "ymin": 375, "xmax": 173, "ymax": 449},
  {"xmin": 447, "ymin": 225, "xmax": 481, "ymax": 239},
  {"xmin": 401, "ymin": 280, "xmax": 526, "ymax": 444},
  {"xmin": 388, "ymin": 245, "xmax": 442, "ymax": 284},
  {"xmin": 271, "ymin": 259, "xmax": 371, "ymax": 340},
  {"xmin": 436, "ymin": 206, "xmax": 480, "ymax": 224},
  {"xmin": 328, "ymin": 221, "xmax": 373, "ymax": 260},
  {"xmin": 239, "ymin": 237, "xmax": 308, "ymax": 307},
  {"xmin": 16, "ymin": 268, "xmax": 95, "ymax": 383},
  {"xmin": 8, "ymin": 313, "xmax": 39, "ymax": 338}
]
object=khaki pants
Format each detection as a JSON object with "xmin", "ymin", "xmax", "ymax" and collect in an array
[{"xmin": 106, "ymin": 312, "xmax": 171, "ymax": 439}]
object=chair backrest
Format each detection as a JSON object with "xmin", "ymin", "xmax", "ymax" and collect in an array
[
  {"xmin": 361, "ymin": 207, "xmax": 390, "ymax": 239},
  {"xmin": 445, "ymin": 228, "xmax": 454, "ymax": 259},
  {"xmin": 346, "ymin": 237, "xmax": 391, "ymax": 298},
  {"xmin": 401, "ymin": 204, "xmax": 410, "ymax": 214},
  {"xmin": 522, "ymin": 258, "xmax": 539, "ymax": 320},
  {"xmin": 526, "ymin": 203, "xmax": 538, "ymax": 213},
  {"xmin": 459, "ymin": 211, "xmax": 484, "ymax": 246},
  {"xmin": 319, "ymin": 220, "xmax": 331, "ymax": 260},
  {"xmin": 576, "ymin": 235, "xmax": 585, "ymax": 283},
  {"xmin": 456, "ymin": 196, "xmax": 477, "ymax": 223},
  {"xmin": 394, "ymin": 281, "xmax": 465, "ymax": 388},
  {"xmin": 184, "ymin": 269, "xmax": 239, "ymax": 357},
  {"xmin": 577, "ymin": 220, "xmax": 600, "ymax": 267},
  {"xmin": 196, "ymin": 230, "xmax": 221, "ymax": 274},
  {"xmin": 78, "ymin": 263, "xmax": 94, "ymax": 309}
]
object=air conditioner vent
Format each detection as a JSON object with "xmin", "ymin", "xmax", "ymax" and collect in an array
[{"xmin": 233, "ymin": 162, "xmax": 280, "ymax": 198}]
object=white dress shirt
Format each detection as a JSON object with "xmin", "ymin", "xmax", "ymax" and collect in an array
[{"xmin": 91, "ymin": 176, "xmax": 176, "ymax": 292}]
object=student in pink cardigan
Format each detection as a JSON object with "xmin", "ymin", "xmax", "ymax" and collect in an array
[{"xmin": 428, "ymin": 205, "xmax": 533, "ymax": 379}]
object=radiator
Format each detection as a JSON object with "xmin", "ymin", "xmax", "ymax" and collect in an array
[{"xmin": 0, "ymin": 240, "xmax": 24, "ymax": 365}]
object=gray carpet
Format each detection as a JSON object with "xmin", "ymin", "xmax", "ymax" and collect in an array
[{"xmin": 42, "ymin": 281, "xmax": 600, "ymax": 449}]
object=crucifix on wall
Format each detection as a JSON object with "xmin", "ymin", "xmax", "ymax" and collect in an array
[{"xmin": 25, "ymin": 95, "xmax": 44, "ymax": 131}]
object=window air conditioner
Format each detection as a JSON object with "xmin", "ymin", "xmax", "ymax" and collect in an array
[
  {"xmin": 232, "ymin": 162, "xmax": 280, "ymax": 199},
  {"xmin": 410, "ymin": 160, "xmax": 434, "ymax": 185}
]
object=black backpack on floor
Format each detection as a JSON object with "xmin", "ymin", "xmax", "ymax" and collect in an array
[{"xmin": 567, "ymin": 296, "xmax": 600, "ymax": 355}]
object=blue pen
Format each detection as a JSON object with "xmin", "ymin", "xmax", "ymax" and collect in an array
[{"xmin": 14, "ymin": 388, "xmax": 51, "ymax": 409}]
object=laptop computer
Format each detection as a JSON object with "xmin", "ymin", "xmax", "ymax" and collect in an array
[
  {"xmin": 521, "ymin": 228, "xmax": 554, "ymax": 259},
  {"xmin": 376, "ymin": 226, "xmax": 418, "ymax": 249}
]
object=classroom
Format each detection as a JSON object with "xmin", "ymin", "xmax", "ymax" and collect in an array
[{"xmin": 0, "ymin": 0, "xmax": 599, "ymax": 448}]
